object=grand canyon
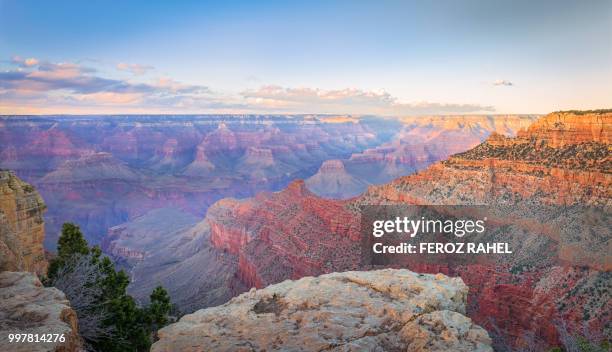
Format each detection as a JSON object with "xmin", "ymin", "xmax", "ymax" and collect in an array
[
  {"xmin": 1, "ymin": 111, "xmax": 610, "ymax": 351},
  {"xmin": 2, "ymin": 2, "xmax": 611, "ymax": 351}
]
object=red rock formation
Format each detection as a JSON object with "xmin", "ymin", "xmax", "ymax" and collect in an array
[
  {"xmin": 363, "ymin": 112, "xmax": 611, "ymax": 348},
  {"xmin": 517, "ymin": 111, "xmax": 610, "ymax": 147},
  {"xmin": 206, "ymin": 180, "xmax": 361, "ymax": 288},
  {"xmin": 209, "ymin": 215, "xmax": 252, "ymax": 255}
]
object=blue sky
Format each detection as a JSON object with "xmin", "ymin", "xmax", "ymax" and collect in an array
[{"xmin": 1, "ymin": 0, "xmax": 610, "ymax": 114}]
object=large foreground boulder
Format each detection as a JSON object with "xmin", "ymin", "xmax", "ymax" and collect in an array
[{"xmin": 152, "ymin": 269, "xmax": 492, "ymax": 351}]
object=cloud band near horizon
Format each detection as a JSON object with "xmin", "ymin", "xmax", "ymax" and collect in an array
[{"xmin": 0, "ymin": 57, "xmax": 495, "ymax": 115}]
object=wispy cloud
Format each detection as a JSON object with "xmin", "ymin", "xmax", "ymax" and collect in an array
[
  {"xmin": 116, "ymin": 62, "xmax": 154, "ymax": 75},
  {"xmin": 242, "ymin": 85, "xmax": 494, "ymax": 115},
  {"xmin": 493, "ymin": 79, "xmax": 513, "ymax": 86}
]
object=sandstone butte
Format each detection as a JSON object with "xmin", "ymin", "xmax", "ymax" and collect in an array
[
  {"xmin": 152, "ymin": 269, "xmax": 493, "ymax": 352},
  {"xmin": 0, "ymin": 170, "xmax": 82, "ymax": 352},
  {"xmin": 202, "ymin": 110, "xmax": 611, "ymax": 350}
]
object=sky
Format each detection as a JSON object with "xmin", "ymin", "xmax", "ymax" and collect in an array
[{"xmin": 0, "ymin": 0, "xmax": 611, "ymax": 115}]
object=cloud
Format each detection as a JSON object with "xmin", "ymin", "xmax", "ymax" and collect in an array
[
  {"xmin": 0, "ymin": 56, "xmax": 495, "ymax": 115},
  {"xmin": 11, "ymin": 56, "xmax": 39, "ymax": 67},
  {"xmin": 493, "ymin": 79, "xmax": 513, "ymax": 86},
  {"xmin": 0, "ymin": 58, "xmax": 236, "ymax": 113},
  {"xmin": 116, "ymin": 62, "xmax": 154, "ymax": 75},
  {"xmin": 0, "ymin": 64, "xmax": 152, "ymax": 95},
  {"xmin": 242, "ymin": 85, "xmax": 494, "ymax": 115}
]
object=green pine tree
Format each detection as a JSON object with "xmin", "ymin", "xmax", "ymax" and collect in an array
[
  {"xmin": 148, "ymin": 286, "xmax": 172, "ymax": 327},
  {"xmin": 47, "ymin": 223, "xmax": 89, "ymax": 281},
  {"xmin": 57, "ymin": 223, "xmax": 89, "ymax": 258},
  {"xmin": 48, "ymin": 222, "xmax": 173, "ymax": 352}
]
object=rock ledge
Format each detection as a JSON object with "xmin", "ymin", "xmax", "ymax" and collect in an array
[
  {"xmin": 152, "ymin": 269, "xmax": 492, "ymax": 351},
  {"xmin": 0, "ymin": 271, "xmax": 81, "ymax": 352}
]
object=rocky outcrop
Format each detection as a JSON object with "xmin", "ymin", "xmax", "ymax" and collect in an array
[
  {"xmin": 41, "ymin": 152, "xmax": 140, "ymax": 183},
  {"xmin": 517, "ymin": 110, "xmax": 610, "ymax": 147},
  {"xmin": 0, "ymin": 271, "xmax": 81, "ymax": 352},
  {"xmin": 182, "ymin": 141, "xmax": 215, "ymax": 176},
  {"xmin": 0, "ymin": 173, "xmax": 82, "ymax": 351},
  {"xmin": 152, "ymin": 269, "xmax": 492, "ymax": 352},
  {"xmin": 305, "ymin": 159, "xmax": 367, "ymax": 198},
  {"xmin": 0, "ymin": 171, "xmax": 48, "ymax": 275}
]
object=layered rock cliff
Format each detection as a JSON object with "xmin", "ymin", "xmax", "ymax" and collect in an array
[
  {"xmin": 206, "ymin": 180, "xmax": 359, "ymax": 289},
  {"xmin": 0, "ymin": 171, "xmax": 48, "ymax": 275},
  {"xmin": 0, "ymin": 271, "xmax": 82, "ymax": 352},
  {"xmin": 307, "ymin": 114, "xmax": 538, "ymax": 198},
  {"xmin": 360, "ymin": 111, "xmax": 611, "ymax": 349},
  {"xmin": 152, "ymin": 269, "xmax": 493, "ymax": 352},
  {"xmin": 202, "ymin": 111, "xmax": 611, "ymax": 350}
]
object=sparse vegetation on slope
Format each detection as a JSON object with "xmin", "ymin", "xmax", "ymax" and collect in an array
[
  {"xmin": 552, "ymin": 109, "xmax": 612, "ymax": 115},
  {"xmin": 450, "ymin": 140, "xmax": 611, "ymax": 173}
]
